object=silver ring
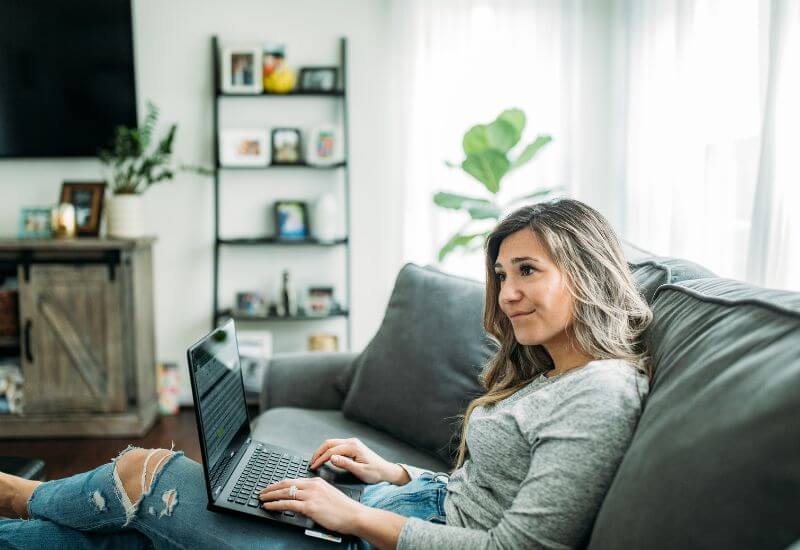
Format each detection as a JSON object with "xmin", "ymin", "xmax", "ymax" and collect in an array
[{"xmin": 288, "ymin": 484, "xmax": 298, "ymax": 499}]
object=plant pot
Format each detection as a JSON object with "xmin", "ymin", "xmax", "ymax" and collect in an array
[{"xmin": 107, "ymin": 194, "xmax": 145, "ymax": 238}]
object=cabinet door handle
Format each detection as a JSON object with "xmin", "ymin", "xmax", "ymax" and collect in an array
[{"xmin": 24, "ymin": 320, "xmax": 33, "ymax": 363}]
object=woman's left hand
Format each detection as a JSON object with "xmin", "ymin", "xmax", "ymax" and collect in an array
[{"xmin": 259, "ymin": 477, "xmax": 365, "ymax": 535}]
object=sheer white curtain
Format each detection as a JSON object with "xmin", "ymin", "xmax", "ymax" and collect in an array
[
  {"xmin": 621, "ymin": 0, "xmax": 800, "ymax": 290},
  {"xmin": 386, "ymin": 0, "xmax": 581, "ymax": 280}
]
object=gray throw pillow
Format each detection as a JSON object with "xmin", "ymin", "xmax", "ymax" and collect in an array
[
  {"xmin": 627, "ymin": 255, "xmax": 715, "ymax": 303},
  {"xmin": 342, "ymin": 263, "xmax": 495, "ymax": 466},
  {"xmin": 587, "ymin": 278, "xmax": 800, "ymax": 550}
]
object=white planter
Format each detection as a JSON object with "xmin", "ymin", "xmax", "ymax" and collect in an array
[
  {"xmin": 312, "ymin": 193, "xmax": 338, "ymax": 242},
  {"xmin": 107, "ymin": 194, "xmax": 145, "ymax": 238}
]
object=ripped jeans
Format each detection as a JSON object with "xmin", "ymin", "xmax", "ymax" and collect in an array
[{"xmin": 0, "ymin": 447, "xmax": 448, "ymax": 550}]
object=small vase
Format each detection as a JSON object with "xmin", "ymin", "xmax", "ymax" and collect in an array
[
  {"xmin": 312, "ymin": 193, "xmax": 338, "ymax": 242},
  {"xmin": 107, "ymin": 194, "xmax": 145, "ymax": 238}
]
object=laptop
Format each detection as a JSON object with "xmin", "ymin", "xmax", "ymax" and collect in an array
[{"xmin": 187, "ymin": 319, "xmax": 363, "ymax": 543}]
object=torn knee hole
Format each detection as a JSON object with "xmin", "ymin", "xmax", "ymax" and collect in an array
[{"xmin": 116, "ymin": 448, "xmax": 175, "ymax": 504}]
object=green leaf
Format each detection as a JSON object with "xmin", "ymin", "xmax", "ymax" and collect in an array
[
  {"xmin": 486, "ymin": 119, "xmax": 518, "ymax": 153},
  {"xmin": 462, "ymin": 151, "xmax": 510, "ymax": 193},
  {"xmin": 497, "ymin": 109, "xmax": 525, "ymax": 136},
  {"xmin": 511, "ymin": 135, "xmax": 552, "ymax": 170},
  {"xmin": 438, "ymin": 231, "xmax": 486, "ymax": 262},
  {"xmin": 433, "ymin": 191, "xmax": 492, "ymax": 210},
  {"xmin": 463, "ymin": 124, "xmax": 490, "ymax": 155},
  {"xmin": 467, "ymin": 203, "xmax": 503, "ymax": 220}
]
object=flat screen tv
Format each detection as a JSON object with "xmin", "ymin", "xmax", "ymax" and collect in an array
[{"xmin": 0, "ymin": 0, "xmax": 137, "ymax": 158}]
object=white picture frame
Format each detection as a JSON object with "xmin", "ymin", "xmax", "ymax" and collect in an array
[
  {"xmin": 220, "ymin": 45, "xmax": 262, "ymax": 94},
  {"xmin": 219, "ymin": 129, "xmax": 269, "ymax": 167},
  {"xmin": 305, "ymin": 125, "xmax": 344, "ymax": 166}
]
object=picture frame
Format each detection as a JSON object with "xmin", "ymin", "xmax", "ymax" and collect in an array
[
  {"xmin": 274, "ymin": 201, "xmax": 310, "ymax": 240},
  {"xmin": 306, "ymin": 126, "xmax": 344, "ymax": 166},
  {"xmin": 220, "ymin": 45, "xmax": 263, "ymax": 94},
  {"xmin": 271, "ymin": 128, "xmax": 302, "ymax": 165},
  {"xmin": 18, "ymin": 207, "xmax": 53, "ymax": 239},
  {"xmin": 235, "ymin": 291, "xmax": 267, "ymax": 316},
  {"xmin": 298, "ymin": 67, "xmax": 338, "ymax": 92},
  {"xmin": 306, "ymin": 286, "xmax": 334, "ymax": 316},
  {"xmin": 59, "ymin": 181, "xmax": 106, "ymax": 237},
  {"xmin": 220, "ymin": 129, "xmax": 269, "ymax": 167}
]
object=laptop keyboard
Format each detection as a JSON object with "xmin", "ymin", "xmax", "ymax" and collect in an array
[{"xmin": 227, "ymin": 444, "xmax": 312, "ymax": 512}]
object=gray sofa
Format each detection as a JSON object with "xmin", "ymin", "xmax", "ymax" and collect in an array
[{"xmin": 251, "ymin": 251, "xmax": 800, "ymax": 549}]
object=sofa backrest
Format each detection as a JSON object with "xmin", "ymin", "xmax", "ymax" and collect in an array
[
  {"xmin": 588, "ymin": 278, "xmax": 800, "ymax": 549},
  {"xmin": 342, "ymin": 263, "xmax": 495, "ymax": 466}
]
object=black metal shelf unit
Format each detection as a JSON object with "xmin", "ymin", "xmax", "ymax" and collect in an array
[{"xmin": 210, "ymin": 35, "xmax": 352, "ymax": 350}]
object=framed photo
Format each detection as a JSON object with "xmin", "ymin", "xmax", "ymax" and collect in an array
[
  {"xmin": 220, "ymin": 129, "xmax": 269, "ymax": 166},
  {"xmin": 306, "ymin": 286, "xmax": 334, "ymax": 316},
  {"xmin": 60, "ymin": 181, "xmax": 106, "ymax": 237},
  {"xmin": 298, "ymin": 67, "xmax": 338, "ymax": 92},
  {"xmin": 18, "ymin": 207, "xmax": 53, "ymax": 239},
  {"xmin": 221, "ymin": 45, "xmax": 262, "ymax": 94},
  {"xmin": 274, "ymin": 201, "xmax": 309, "ymax": 240},
  {"xmin": 271, "ymin": 128, "xmax": 302, "ymax": 165},
  {"xmin": 235, "ymin": 291, "xmax": 267, "ymax": 316},
  {"xmin": 306, "ymin": 126, "xmax": 344, "ymax": 166}
]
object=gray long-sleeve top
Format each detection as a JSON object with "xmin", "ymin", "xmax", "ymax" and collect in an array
[{"xmin": 397, "ymin": 359, "xmax": 649, "ymax": 550}]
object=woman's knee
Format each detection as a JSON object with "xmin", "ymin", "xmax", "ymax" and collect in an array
[{"xmin": 115, "ymin": 448, "xmax": 175, "ymax": 504}]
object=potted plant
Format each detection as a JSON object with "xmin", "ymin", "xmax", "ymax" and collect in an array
[
  {"xmin": 99, "ymin": 101, "xmax": 207, "ymax": 238},
  {"xmin": 433, "ymin": 108, "xmax": 559, "ymax": 261}
]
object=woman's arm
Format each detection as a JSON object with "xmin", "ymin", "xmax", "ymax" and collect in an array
[{"xmin": 353, "ymin": 507, "xmax": 408, "ymax": 550}]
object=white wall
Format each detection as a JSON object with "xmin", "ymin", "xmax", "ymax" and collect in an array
[{"xmin": 0, "ymin": 0, "xmax": 401, "ymax": 404}]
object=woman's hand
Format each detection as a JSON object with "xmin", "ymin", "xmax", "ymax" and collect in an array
[
  {"xmin": 309, "ymin": 438, "xmax": 409, "ymax": 485},
  {"xmin": 259, "ymin": 477, "xmax": 367, "ymax": 535}
]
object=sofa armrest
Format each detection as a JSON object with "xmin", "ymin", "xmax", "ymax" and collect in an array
[{"xmin": 259, "ymin": 351, "xmax": 359, "ymax": 413}]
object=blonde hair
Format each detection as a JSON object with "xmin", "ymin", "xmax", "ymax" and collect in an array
[{"xmin": 453, "ymin": 198, "xmax": 652, "ymax": 470}]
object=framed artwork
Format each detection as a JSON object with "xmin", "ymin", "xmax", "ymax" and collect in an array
[
  {"xmin": 18, "ymin": 207, "xmax": 53, "ymax": 239},
  {"xmin": 221, "ymin": 45, "xmax": 262, "ymax": 94},
  {"xmin": 271, "ymin": 128, "xmax": 302, "ymax": 165},
  {"xmin": 274, "ymin": 201, "xmax": 309, "ymax": 240},
  {"xmin": 59, "ymin": 181, "xmax": 106, "ymax": 237},
  {"xmin": 298, "ymin": 67, "xmax": 338, "ymax": 92},
  {"xmin": 306, "ymin": 126, "xmax": 344, "ymax": 166},
  {"xmin": 220, "ymin": 129, "xmax": 269, "ymax": 166},
  {"xmin": 306, "ymin": 286, "xmax": 334, "ymax": 316}
]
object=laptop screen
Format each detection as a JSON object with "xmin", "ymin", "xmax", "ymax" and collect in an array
[{"xmin": 189, "ymin": 321, "xmax": 250, "ymax": 470}]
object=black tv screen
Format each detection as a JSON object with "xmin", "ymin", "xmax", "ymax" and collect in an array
[{"xmin": 0, "ymin": 0, "xmax": 137, "ymax": 158}]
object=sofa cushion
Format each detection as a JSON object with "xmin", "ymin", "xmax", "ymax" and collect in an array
[
  {"xmin": 624, "ymin": 250, "xmax": 716, "ymax": 304},
  {"xmin": 587, "ymin": 278, "xmax": 800, "ymax": 550},
  {"xmin": 251, "ymin": 407, "xmax": 449, "ymax": 472},
  {"xmin": 342, "ymin": 263, "xmax": 495, "ymax": 466}
]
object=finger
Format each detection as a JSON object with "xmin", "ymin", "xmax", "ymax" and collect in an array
[
  {"xmin": 262, "ymin": 499, "xmax": 305, "ymax": 514},
  {"xmin": 330, "ymin": 454, "xmax": 363, "ymax": 473},
  {"xmin": 261, "ymin": 478, "xmax": 308, "ymax": 494},
  {"xmin": 311, "ymin": 443, "xmax": 354, "ymax": 469},
  {"xmin": 259, "ymin": 487, "xmax": 306, "ymax": 501},
  {"xmin": 310, "ymin": 439, "xmax": 347, "ymax": 465}
]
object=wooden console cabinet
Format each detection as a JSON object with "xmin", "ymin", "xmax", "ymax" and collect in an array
[{"xmin": 0, "ymin": 238, "xmax": 158, "ymax": 437}]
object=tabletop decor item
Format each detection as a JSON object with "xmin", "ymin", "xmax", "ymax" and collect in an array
[
  {"xmin": 306, "ymin": 125, "xmax": 343, "ymax": 166},
  {"xmin": 274, "ymin": 200, "xmax": 309, "ymax": 239},
  {"xmin": 50, "ymin": 203, "xmax": 76, "ymax": 239},
  {"xmin": 434, "ymin": 108, "xmax": 560, "ymax": 261},
  {"xmin": 298, "ymin": 67, "xmax": 338, "ymax": 92},
  {"xmin": 220, "ymin": 129, "xmax": 270, "ymax": 167},
  {"xmin": 18, "ymin": 207, "xmax": 53, "ymax": 239},
  {"xmin": 59, "ymin": 181, "xmax": 106, "ymax": 237},
  {"xmin": 308, "ymin": 333, "xmax": 338, "ymax": 352},
  {"xmin": 271, "ymin": 128, "xmax": 302, "ymax": 164},
  {"xmin": 235, "ymin": 291, "xmax": 267, "ymax": 316},
  {"xmin": 99, "ymin": 101, "xmax": 209, "ymax": 238},
  {"xmin": 306, "ymin": 286, "xmax": 334, "ymax": 316},
  {"xmin": 311, "ymin": 192, "xmax": 338, "ymax": 242},
  {"xmin": 221, "ymin": 44, "xmax": 262, "ymax": 94},
  {"xmin": 156, "ymin": 362, "xmax": 180, "ymax": 416}
]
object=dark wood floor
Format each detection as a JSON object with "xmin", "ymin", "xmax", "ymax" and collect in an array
[{"xmin": 2, "ymin": 408, "xmax": 205, "ymax": 480}]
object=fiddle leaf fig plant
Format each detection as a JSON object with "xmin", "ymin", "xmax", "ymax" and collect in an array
[
  {"xmin": 99, "ymin": 100, "xmax": 211, "ymax": 195},
  {"xmin": 434, "ymin": 108, "xmax": 558, "ymax": 262}
]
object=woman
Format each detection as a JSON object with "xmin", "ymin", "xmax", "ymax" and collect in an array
[{"xmin": 0, "ymin": 198, "xmax": 652, "ymax": 549}]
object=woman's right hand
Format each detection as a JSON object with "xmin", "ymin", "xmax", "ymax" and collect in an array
[{"xmin": 309, "ymin": 438, "xmax": 410, "ymax": 485}]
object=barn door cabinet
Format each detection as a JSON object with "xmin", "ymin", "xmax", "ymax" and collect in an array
[{"xmin": 0, "ymin": 238, "xmax": 158, "ymax": 437}]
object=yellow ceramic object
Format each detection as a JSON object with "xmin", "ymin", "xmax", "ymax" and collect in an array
[{"xmin": 264, "ymin": 67, "xmax": 297, "ymax": 94}]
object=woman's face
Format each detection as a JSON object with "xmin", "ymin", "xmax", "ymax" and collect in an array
[{"xmin": 494, "ymin": 229, "xmax": 574, "ymax": 347}]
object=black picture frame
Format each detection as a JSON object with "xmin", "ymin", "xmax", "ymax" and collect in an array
[
  {"xmin": 271, "ymin": 128, "xmax": 303, "ymax": 165},
  {"xmin": 298, "ymin": 67, "xmax": 339, "ymax": 92},
  {"xmin": 59, "ymin": 181, "xmax": 106, "ymax": 237},
  {"xmin": 273, "ymin": 201, "xmax": 310, "ymax": 240}
]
